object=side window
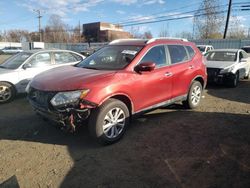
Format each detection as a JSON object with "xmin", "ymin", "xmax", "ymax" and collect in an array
[
  {"xmin": 29, "ymin": 53, "xmax": 51, "ymax": 67},
  {"xmin": 140, "ymin": 45, "xmax": 167, "ymax": 67},
  {"xmin": 186, "ymin": 46, "xmax": 195, "ymax": 59},
  {"xmin": 168, "ymin": 45, "xmax": 189, "ymax": 64},
  {"xmin": 72, "ymin": 53, "xmax": 83, "ymax": 61},
  {"xmin": 54, "ymin": 52, "xmax": 78, "ymax": 64},
  {"xmin": 242, "ymin": 51, "xmax": 248, "ymax": 59},
  {"xmin": 239, "ymin": 52, "xmax": 244, "ymax": 61}
]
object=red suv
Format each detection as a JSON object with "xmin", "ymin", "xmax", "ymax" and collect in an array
[{"xmin": 27, "ymin": 38, "xmax": 207, "ymax": 144}]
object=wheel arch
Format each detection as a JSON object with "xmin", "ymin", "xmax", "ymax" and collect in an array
[
  {"xmin": 190, "ymin": 75, "xmax": 205, "ymax": 89},
  {"xmin": 99, "ymin": 94, "xmax": 134, "ymax": 115}
]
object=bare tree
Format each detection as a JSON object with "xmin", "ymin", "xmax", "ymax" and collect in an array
[
  {"xmin": 44, "ymin": 14, "xmax": 69, "ymax": 43},
  {"xmin": 158, "ymin": 24, "xmax": 169, "ymax": 37},
  {"xmin": 175, "ymin": 31, "xmax": 193, "ymax": 40},
  {"xmin": 142, "ymin": 31, "xmax": 153, "ymax": 39},
  {"xmin": 129, "ymin": 26, "xmax": 142, "ymax": 38},
  {"xmin": 227, "ymin": 16, "xmax": 246, "ymax": 39},
  {"xmin": 193, "ymin": 0, "xmax": 224, "ymax": 39},
  {"xmin": 0, "ymin": 30, "xmax": 30, "ymax": 42}
]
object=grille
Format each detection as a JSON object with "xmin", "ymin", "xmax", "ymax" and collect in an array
[
  {"xmin": 28, "ymin": 88, "xmax": 56, "ymax": 109},
  {"xmin": 207, "ymin": 68, "xmax": 221, "ymax": 77}
]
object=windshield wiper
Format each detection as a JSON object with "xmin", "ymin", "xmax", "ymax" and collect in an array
[
  {"xmin": 0, "ymin": 65, "xmax": 7, "ymax": 69},
  {"xmin": 82, "ymin": 66, "xmax": 99, "ymax": 70}
]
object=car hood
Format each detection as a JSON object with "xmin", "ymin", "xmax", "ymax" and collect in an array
[
  {"xmin": 205, "ymin": 61, "xmax": 236, "ymax": 69},
  {"xmin": 30, "ymin": 65, "xmax": 116, "ymax": 91}
]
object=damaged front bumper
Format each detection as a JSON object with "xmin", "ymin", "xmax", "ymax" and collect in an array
[{"xmin": 28, "ymin": 90, "xmax": 97, "ymax": 132}]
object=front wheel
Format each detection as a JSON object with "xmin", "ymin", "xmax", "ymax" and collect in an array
[
  {"xmin": 244, "ymin": 69, "xmax": 250, "ymax": 79},
  {"xmin": 88, "ymin": 99, "xmax": 130, "ymax": 145},
  {"xmin": 183, "ymin": 81, "xmax": 203, "ymax": 109},
  {"xmin": 229, "ymin": 72, "xmax": 239, "ymax": 88},
  {"xmin": 0, "ymin": 82, "xmax": 16, "ymax": 104}
]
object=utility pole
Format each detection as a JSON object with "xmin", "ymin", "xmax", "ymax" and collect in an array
[
  {"xmin": 33, "ymin": 9, "xmax": 42, "ymax": 42},
  {"xmin": 223, "ymin": 0, "xmax": 232, "ymax": 39},
  {"xmin": 79, "ymin": 20, "xmax": 81, "ymax": 43}
]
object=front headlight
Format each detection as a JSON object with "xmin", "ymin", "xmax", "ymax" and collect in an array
[
  {"xmin": 219, "ymin": 66, "xmax": 234, "ymax": 74},
  {"xmin": 50, "ymin": 89, "xmax": 89, "ymax": 107}
]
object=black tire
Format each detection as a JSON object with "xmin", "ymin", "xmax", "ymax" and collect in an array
[
  {"xmin": 88, "ymin": 98, "xmax": 130, "ymax": 145},
  {"xmin": 183, "ymin": 81, "xmax": 203, "ymax": 109},
  {"xmin": 229, "ymin": 72, "xmax": 239, "ymax": 88},
  {"xmin": 0, "ymin": 82, "xmax": 16, "ymax": 104}
]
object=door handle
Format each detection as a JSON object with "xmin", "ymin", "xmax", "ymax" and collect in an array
[
  {"xmin": 165, "ymin": 72, "xmax": 173, "ymax": 77},
  {"xmin": 188, "ymin": 65, "xmax": 194, "ymax": 69}
]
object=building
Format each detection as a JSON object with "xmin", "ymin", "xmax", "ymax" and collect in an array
[{"xmin": 82, "ymin": 22, "xmax": 133, "ymax": 42}]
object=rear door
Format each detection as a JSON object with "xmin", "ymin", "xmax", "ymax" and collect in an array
[
  {"xmin": 167, "ymin": 45, "xmax": 196, "ymax": 98},
  {"xmin": 52, "ymin": 51, "xmax": 83, "ymax": 68}
]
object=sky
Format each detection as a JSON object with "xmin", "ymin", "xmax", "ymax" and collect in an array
[{"xmin": 0, "ymin": 0, "xmax": 249, "ymax": 37}]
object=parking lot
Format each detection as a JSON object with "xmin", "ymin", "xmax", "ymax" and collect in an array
[{"xmin": 0, "ymin": 55, "xmax": 250, "ymax": 187}]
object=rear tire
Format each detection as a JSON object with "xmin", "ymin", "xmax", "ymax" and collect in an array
[
  {"xmin": 0, "ymin": 82, "xmax": 16, "ymax": 103},
  {"xmin": 183, "ymin": 81, "xmax": 202, "ymax": 109},
  {"xmin": 88, "ymin": 98, "xmax": 130, "ymax": 145}
]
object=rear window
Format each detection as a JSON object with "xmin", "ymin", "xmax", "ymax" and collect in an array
[{"xmin": 186, "ymin": 46, "xmax": 195, "ymax": 58}]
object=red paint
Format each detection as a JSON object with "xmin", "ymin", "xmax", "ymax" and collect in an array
[{"xmin": 29, "ymin": 39, "xmax": 207, "ymax": 113}]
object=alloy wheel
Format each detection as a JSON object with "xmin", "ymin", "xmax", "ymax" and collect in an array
[
  {"xmin": 103, "ymin": 107, "xmax": 126, "ymax": 139},
  {"xmin": 191, "ymin": 85, "xmax": 201, "ymax": 106},
  {"xmin": 0, "ymin": 85, "xmax": 12, "ymax": 103}
]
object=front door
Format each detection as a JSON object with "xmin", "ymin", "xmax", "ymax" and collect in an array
[
  {"xmin": 17, "ymin": 52, "xmax": 53, "ymax": 92},
  {"xmin": 131, "ymin": 45, "xmax": 172, "ymax": 112}
]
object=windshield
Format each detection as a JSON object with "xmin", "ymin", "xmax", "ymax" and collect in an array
[
  {"xmin": 206, "ymin": 51, "xmax": 237, "ymax": 62},
  {"xmin": 197, "ymin": 46, "xmax": 205, "ymax": 52},
  {"xmin": 76, "ymin": 45, "xmax": 143, "ymax": 70},
  {"xmin": 0, "ymin": 52, "xmax": 32, "ymax": 69}
]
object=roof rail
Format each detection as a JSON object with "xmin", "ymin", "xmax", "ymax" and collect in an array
[
  {"xmin": 109, "ymin": 38, "xmax": 145, "ymax": 44},
  {"xmin": 147, "ymin": 37, "xmax": 188, "ymax": 44}
]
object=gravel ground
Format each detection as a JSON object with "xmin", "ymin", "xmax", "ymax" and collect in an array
[
  {"xmin": 0, "ymin": 55, "xmax": 11, "ymax": 64},
  {"xmin": 0, "ymin": 65, "xmax": 249, "ymax": 187}
]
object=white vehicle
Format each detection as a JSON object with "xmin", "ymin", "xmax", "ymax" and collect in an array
[
  {"xmin": 197, "ymin": 45, "xmax": 214, "ymax": 55},
  {"xmin": 205, "ymin": 49, "xmax": 250, "ymax": 87},
  {"xmin": 0, "ymin": 49, "xmax": 85, "ymax": 103},
  {"xmin": 0, "ymin": 46, "xmax": 23, "ymax": 54}
]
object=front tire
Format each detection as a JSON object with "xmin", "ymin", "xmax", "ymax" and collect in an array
[
  {"xmin": 229, "ymin": 72, "xmax": 239, "ymax": 88},
  {"xmin": 244, "ymin": 69, "xmax": 249, "ymax": 79},
  {"xmin": 0, "ymin": 82, "xmax": 16, "ymax": 103},
  {"xmin": 183, "ymin": 81, "xmax": 202, "ymax": 109},
  {"xmin": 88, "ymin": 99, "xmax": 130, "ymax": 145}
]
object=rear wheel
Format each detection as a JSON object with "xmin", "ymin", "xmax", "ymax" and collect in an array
[
  {"xmin": 88, "ymin": 99, "xmax": 129, "ymax": 145},
  {"xmin": 183, "ymin": 81, "xmax": 202, "ymax": 109},
  {"xmin": 0, "ymin": 82, "xmax": 16, "ymax": 103}
]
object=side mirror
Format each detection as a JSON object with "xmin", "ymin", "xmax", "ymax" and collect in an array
[
  {"xmin": 23, "ymin": 63, "xmax": 32, "ymax": 69},
  {"xmin": 134, "ymin": 62, "xmax": 156, "ymax": 73}
]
